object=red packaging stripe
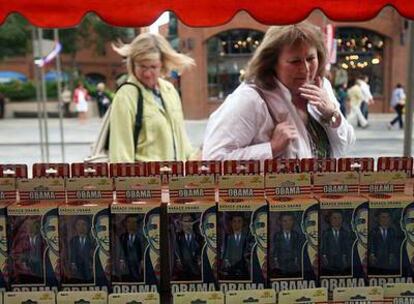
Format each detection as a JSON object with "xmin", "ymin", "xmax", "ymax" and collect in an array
[
  {"xmin": 0, "ymin": 164, "xmax": 28, "ymax": 178},
  {"xmin": 110, "ymin": 163, "xmax": 147, "ymax": 177},
  {"xmin": 185, "ymin": 161, "xmax": 221, "ymax": 175},
  {"xmin": 71, "ymin": 163, "xmax": 109, "ymax": 177},
  {"xmin": 32, "ymin": 163, "xmax": 70, "ymax": 177}
]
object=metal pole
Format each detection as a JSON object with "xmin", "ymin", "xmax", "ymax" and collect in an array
[
  {"xmin": 54, "ymin": 29, "xmax": 66, "ymax": 162},
  {"xmin": 32, "ymin": 27, "xmax": 45, "ymax": 162},
  {"xmin": 37, "ymin": 27, "xmax": 50, "ymax": 162},
  {"xmin": 404, "ymin": 20, "xmax": 414, "ymax": 156}
]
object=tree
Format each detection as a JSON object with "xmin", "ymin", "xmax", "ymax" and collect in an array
[{"xmin": 0, "ymin": 15, "xmax": 31, "ymax": 60}]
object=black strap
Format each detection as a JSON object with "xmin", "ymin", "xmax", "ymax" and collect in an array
[{"xmin": 106, "ymin": 82, "xmax": 144, "ymax": 155}]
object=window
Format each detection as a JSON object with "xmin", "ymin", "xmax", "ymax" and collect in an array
[
  {"xmin": 334, "ymin": 27, "xmax": 385, "ymax": 96},
  {"xmin": 207, "ymin": 29, "xmax": 264, "ymax": 100}
]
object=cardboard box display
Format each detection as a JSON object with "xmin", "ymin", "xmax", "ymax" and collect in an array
[
  {"xmin": 0, "ymin": 164, "xmax": 27, "ymax": 292},
  {"xmin": 314, "ymin": 170, "xmax": 370, "ymax": 291},
  {"xmin": 218, "ymin": 160, "xmax": 266, "ymax": 292},
  {"xmin": 277, "ymin": 287, "xmax": 328, "ymax": 304},
  {"xmin": 60, "ymin": 163, "xmax": 112, "ymax": 291},
  {"xmin": 265, "ymin": 159, "xmax": 319, "ymax": 292},
  {"xmin": 168, "ymin": 161, "xmax": 220, "ymax": 294},
  {"xmin": 361, "ymin": 168, "xmax": 413, "ymax": 287},
  {"xmin": 173, "ymin": 291, "xmax": 224, "ymax": 304},
  {"xmin": 57, "ymin": 291, "xmax": 107, "ymax": 303},
  {"xmin": 225, "ymin": 289, "xmax": 276, "ymax": 304},
  {"xmin": 108, "ymin": 292, "xmax": 160, "ymax": 304},
  {"xmin": 110, "ymin": 163, "xmax": 161, "ymax": 294},
  {"xmin": 384, "ymin": 283, "xmax": 414, "ymax": 303},
  {"xmin": 333, "ymin": 286, "xmax": 384, "ymax": 303},
  {"xmin": 4, "ymin": 291, "xmax": 55, "ymax": 304},
  {"xmin": 8, "ymin": 163, "xmax": 68, "ymax": 292}
]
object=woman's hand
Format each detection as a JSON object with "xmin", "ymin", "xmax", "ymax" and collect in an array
[
  {"xmin": 270, "ymin": 119, "xmax": 298, "ymax": 157},
  {"xmin": 298, "ymin": 77, "xmax": 336, "ymax": 120}
]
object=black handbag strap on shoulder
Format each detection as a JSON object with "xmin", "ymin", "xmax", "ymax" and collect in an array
[
  {"xmin": 115, "ymin": 81, "xmax": 144, "ymax": 151},
  {"xmin": 105, "ymin": 82, "xmax": 144, "ymax": 154}
]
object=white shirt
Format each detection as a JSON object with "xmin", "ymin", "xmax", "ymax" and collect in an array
[
  {"xmin": 203, "ymin": 78, "xmax": 355, "ymax": 161},
  {"xmin": 390, "ymin": 87, "xmax": 406, "ymax": 107},
  {"xmin": 359, "ymin": 80, "xmax": 373, "ymax": 102}
]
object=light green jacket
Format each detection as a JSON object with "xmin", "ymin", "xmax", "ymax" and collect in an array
[{"xmin": 109, "ymin": 76, "xmax": 196, "ymax": 162}]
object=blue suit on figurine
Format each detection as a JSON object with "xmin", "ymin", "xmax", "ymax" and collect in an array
[
  {"xmin": 369, "ymin": 209, "xmax": 401, "ymax": 276},
  {"xmin": 271, "ymin": 212, "xmax": 303, "ymax": 278},
  {"xmin": 222, "ymin": 213, "xmax": 251, "ymax": 280},
  {"xmin": 119, "ymin": 215, "xmax": 143, "ymax": 282},
  {"xmin": 69, "ymin": 216, "xmax": 94, "ymax": 283},
  {"xmin": 173, "ymin": 214, "xmax": 202, "ymax": 281}
]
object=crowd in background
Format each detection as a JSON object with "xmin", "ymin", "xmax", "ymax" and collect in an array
[{"xmin": 333, "ymin": 74, "xmax": 406, "ymax": 130}]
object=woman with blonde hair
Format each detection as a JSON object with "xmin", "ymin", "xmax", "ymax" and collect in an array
[
  {"xmin": 203, "ymin": 22, "xmax": 355, "ymax": 160},
  {"xmin": 109, "ymin": 32, "xmax": 197, "ymax": 162}
]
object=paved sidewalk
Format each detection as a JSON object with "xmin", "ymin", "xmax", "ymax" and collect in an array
[{"xmin": 0, "ymin": 114, "xmax": 412, "ymax": 173}]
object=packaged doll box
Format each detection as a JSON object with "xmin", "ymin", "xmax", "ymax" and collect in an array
[
  {"xmin": 313, "ymin": 171, "xmax": 370, "ymax": 291},
  {"xmin": 217, "ymin": 163, "xmax": 266, "ymax": 293},
  {"xmin": 168, "ymin": 173, "xmax": 217, "ymax": 293},
  {"xmin": 265, "ymin": 171, "xmax": 319, "ymax": 292},
  {"xmin": 360, "ymin": 171, "xmax": 414, "ymax": 287}
]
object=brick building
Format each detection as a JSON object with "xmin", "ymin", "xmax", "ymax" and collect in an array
[
  {"xmin": 0, "ymin": 8, "xmax": 409, "ymax": 119},
  {"xmin": 177, "ymin": 8, "xmax": 409, "ymax": 119}
]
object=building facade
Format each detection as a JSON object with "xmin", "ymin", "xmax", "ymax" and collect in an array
[{"xmin": 177, "ymin": 8, "xmax": 409, "ymax": 119}]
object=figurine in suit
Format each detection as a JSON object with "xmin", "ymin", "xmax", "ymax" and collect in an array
[
  {"xmin": 369, "ymin": 209, "xmax": 401, "ymax": 275},
  {"xmin": 69, "ymin": 216, "xmax": 94, "ymax": 283},
  {"xmin": 119, "ymin": 215, "xmax": 143, "ymax": 282},
  {"xmin": 21, "ymin": 218, "xmax": 44, "ymax": 283},
  {"xmin": 271, "ymin": 212, "xmax": 303, "ymax": 278},
  {"xmin": 222, "ymin": 213, "xmax": 251, "ymax": 280},
  {"xmin": 321, "ymin": 210, "xmax": 352, "ymax": 276},
  {"xmin": 174, "ymin": 213, "xmax": 202, "ymax": 280}
]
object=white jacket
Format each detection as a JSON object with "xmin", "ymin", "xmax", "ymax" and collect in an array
[{"xmin": 202, "ymin": 78, "xmax": 355, "ymax": 160}]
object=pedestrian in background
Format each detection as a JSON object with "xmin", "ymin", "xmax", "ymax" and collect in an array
[
  {"xmin": 0, "ymin": 92, "xmax": 5, "ymax": 119},
  {"xmin": 61, "ymin": 86, "xmax": 72, "ymax": 118},
  {"xmin": 335, "ymin": 83, "xmax": 348, "ymax": 118},
  {"xmin": 96, "ymin": 82, "xmax": 111, "ymax": 118},
  {"xmin": 358, "ymin": 75, "xmax": 374, "ymax": 124},
  {"xmin": 388, "ymin": 83, "xmax": 406, "ymax": 130},
  {"xmin": 109, "ymin": 32, "xmax": 198, "ymax": 162},
  {"xmin": 73, "ymin": 82, "xmax": 90, "ymax": 122},
  {"xmin": 347, "ymin": 78, "xmax": 368, "ymax": 128}
]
